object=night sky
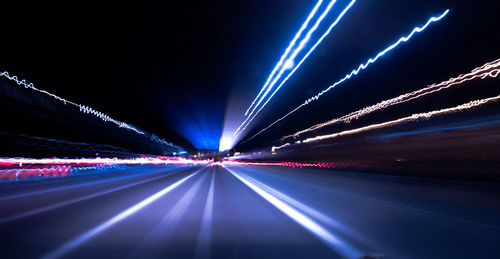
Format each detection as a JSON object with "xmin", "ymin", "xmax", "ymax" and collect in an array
[{"xmin": 1, "ymin": 0, "xmax": 499, "ymax": 151}]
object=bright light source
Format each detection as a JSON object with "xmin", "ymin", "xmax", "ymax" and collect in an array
[{"xmin": 284, "ymin": 59, "xmax": 295, "ymax": 70}]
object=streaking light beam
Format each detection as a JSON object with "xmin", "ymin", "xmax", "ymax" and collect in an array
[
  {"xmin": 226, "ymin": 167, "xmax": 363, "ymax": 258},
  {"xmin": 245, "ymin": 0, "xmax": 324, "ymax": 116},
  {"xmin": 236, "ymin": 0, "xmax": 358, "ymax": 136},
  {"xmin": 41, "ymin": 169, "xmax": 202, "ymax": 259},
  {"xmin": 282, "ymin": 58, "xmax": 500, "ymax": 141},
  {"xmin": 273, "ymin": 94, "xmax": 500, "ymax": 152},
  {"xmin": 242, "ymin": 9, "xmax": 450, "ymax": 141},
  {"xmin": 0, "ymin": 72, "xmax": 176, "ymax": 147},
  {"xmin": 244, "ymin": 0, "xmax": 341, "ymax": 121}
]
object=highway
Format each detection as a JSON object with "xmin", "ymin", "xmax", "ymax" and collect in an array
[{"xmin": 1, "ymin": 165, "xmax": 499, "ymax": 259}]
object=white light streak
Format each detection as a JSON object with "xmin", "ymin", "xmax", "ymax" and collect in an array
[
  {"xmin": 245, "ymin": 0, "xmax": 324, "ymax": 116},
  {"xmin": 243, "ymin": 9, "xmax": 450, "ymax": 141},
  {"xmin": 0, "ymin": 72, "xmax": 175, "ymax": 147},
  {"xmin": 236, "ymin": 0, "xmax": 357, "ymax": 136},
  {"xmin": 226, "ymin": 167, "xmax": 363, "ymax": 258},
  {"xmin": 41, "ymin": 169, "xmax": 201, "ymax": 259},
  {"xmin": 282, "ymin": 58, "xmax": 500, "ymax": 141},
  {"xmin": 273, "ymin": 94, "xmax": 500, "ymax": 151}
]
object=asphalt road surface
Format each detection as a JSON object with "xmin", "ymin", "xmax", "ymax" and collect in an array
[{"xmin": 1, "ymin": 165, "xmax": 499, "ymax": 259}]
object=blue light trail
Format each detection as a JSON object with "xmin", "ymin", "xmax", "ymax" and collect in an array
[
  {"xmin": 244, "ymin": 0, "xmax": 324, "ymax": 116},
  {"xmin": 244, "ymin": 0, "xmax": 339, "ymax": 121},
  {"xmin": 241, "ymin": 9, "xmax": 450, "ymax": 140},
  {"xmin": 235, "ymin": 0, "xmax": 357, "ymax": 136}
]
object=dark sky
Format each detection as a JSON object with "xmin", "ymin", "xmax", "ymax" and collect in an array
[{"xmin": 1, "ymin": 0, "xmax": 499, "ymax": 151}]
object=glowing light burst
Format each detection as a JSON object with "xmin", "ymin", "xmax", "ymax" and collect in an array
[
  {"xmin": 272, "ymin": 94, "xmax": 500, "ymax": 152},
  {"xmin": 242, "ymin": 9, "xmax": 450, "ymax": 141},
  {"xmin": 245, "ymin": 0, "xmax": 324, "ymax": 116},
  {"xmin": 0, "ymin": 72, "xmax": 175, "ymax": 147},
  {"xmin": 282, "ymin": 58, "xmax": 500, "ymax": 141},
  {"xmin": 236, "ymin": 0, "xmax": 357, "ymax": 136}
]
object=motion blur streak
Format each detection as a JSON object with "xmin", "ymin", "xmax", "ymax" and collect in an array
[
  {"xmin": 244, "ymin": 9, "xmax": 450, "ymax": 141},
  {"xmin": 0, "ymin": 169, "xmax": 179, "ymax": 224},
  {"xmin": 0, "ymin": 166, "xmax": 72, "ymax": 180},
  {"xmin": 0, "ymin": 166, "xmax": 171, "ymax": 200},
  {"xmin": 245, "ymin": 0, "xmax": 324, "ymax": 116},
  {"xmin": 0, "ymin": 157, "xmax": 208, "ymax": 181},
  {"xmin": 0, "ymin": 157, "xmax": 210, "ymax": 166},
  {"xmin": 243, "ymin": 0, "xmax": 339, "ymax": 123},
  {"xmin": 226, "ymin": 167, "xmax": 363, "ymax": 259},
  {"xmin": 274, "ymin": 94, "xmax": 500, "ymax": 151},
  {"xmin": 236, "ymin": 0, "xmax": 357, "ymax": 136},
  {"xmin": 194, "ymin": 169, "xmax": 215, "ymax": 259},
  {"xmin": 231, "ymin": 167, "xmax": 348, "ymax": 231},
  {"xmin": 223, "ymin": 160, "xmax": 368, "ymax": 169},
  {"xmin": 283, "ymin": 58, "xmax": 500, "ymax": 140},
  {"xmin": 41, "ymin": 169, "xmax": 201, "ymax": 259},
  {"xmin": 0, "ymin": 72, "xmax": 176, "ymax": 146},
  {"xmin": 133, "ymin": 171, "xmax": 208, "ymax": 257}
]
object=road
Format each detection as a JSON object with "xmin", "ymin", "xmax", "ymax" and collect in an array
[{"xmin": 0, "ymin": 165, "xmax": 499, "ymax": 259}]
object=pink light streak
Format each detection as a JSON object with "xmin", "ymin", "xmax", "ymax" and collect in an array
[
  {"xmin": 0, "ymin": 166, "xmax": 72, "ymax": 181},
  {"xmin": 0, "ymin": 156, "xmax": 211, "ymax": 181},
  {"xmin": 0, "ymin": 157, "xmax": 211, "ymax": 167},
  {"xmin": 220, "ymin": 160, "xmax": 369, "ymax": 169}
]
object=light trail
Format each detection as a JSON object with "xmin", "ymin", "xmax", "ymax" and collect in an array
[
  {"xmin": 0, "ymin": 156, "xmax": 211, "ymax": 167},
  {"xmin": 0, "ymin": 169, "xmax": 182, "ymax": 224},
  {"xmin": 41, "ymin": 169, "xmax": 202, "ymax": 259},
  {"xmin": 226, "ymin": 167, "xmax": 363, "ymax": 259},
  {"xmin": 245, "ymin": 0, "xmax": 324, "ymax": 116},
  {"xmin": 0, "ymin": 166, "xmax": 72, "ymax": 181},
  {"xmin": 242, "ymin": 9, "xmax": 450, "ymax": 141},
  {"xmin": 0, "ymin": 156, "xmax": 211, "ymax": 181},
  {"xmin": 132, "ymin": 170, "xmax": 208, "ymax": 257},
  {"xmin": 282, "ymin": 58, "xmax": 500, "ymax": 141},
  {"xmin": 0, "ymin": 72, "xmax": 175, "ymax": 147},
  {"xmin": 272, "ymin": 94, "xmax": 500, "ymax": 152},
  {"xmin": 244, "ymin": 0, "xmax": 340, "ymax": 121},
  {"xmin": 193, "ymin": 169, "xmax": 215, "ymax": 259},
  {"xmin": 221, "ymin": 160, "xmax": 368, "ymax": 169},
  {"xmin": 236, "ymin": 0, "xmax": 357, "ymax": 136}
]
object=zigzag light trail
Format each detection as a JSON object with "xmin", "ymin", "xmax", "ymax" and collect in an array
[
  {"xmin": 241, "ymin": 9, "xmax": 450, "ymax": 141},
  {"xmin": 236, "ymin": 0, "xmax": 357, "ymax": 136},
  {"xmin": 281, "ymin": 58, "xmax": 500, "ymax": 141},
  {"xmin": 244, "ymin": 0, "xmax": 339, "ymax": 121},
  {"xmin": 0, "ymin": 72, "xmax": 175, "ymax": 147},
  {"xmin": 244, "ymin": 0, "xmax": 324, "ymax": 116},
  {"xmin": 272, "ymin": 94, "xmax": 500, "ymax": 152}
]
